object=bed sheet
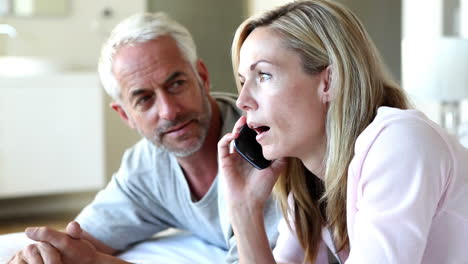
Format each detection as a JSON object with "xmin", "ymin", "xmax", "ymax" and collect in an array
[{"xmin": 0, "ymin": 231, "xmax": 227, "ymax": 264}]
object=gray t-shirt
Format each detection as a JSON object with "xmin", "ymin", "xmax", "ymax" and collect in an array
[{"xmin": 75, "ymin": 92, "xmax": 281, "ymax": 263}]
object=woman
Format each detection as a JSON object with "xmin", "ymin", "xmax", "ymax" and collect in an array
[{"xmin": 217, "ymin": 0, "xmax": 468, "ymax": 263}]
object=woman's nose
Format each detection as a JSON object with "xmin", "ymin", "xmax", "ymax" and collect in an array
[{"xmin": 236, "ymin": 86, "xmax": 257, "ymax": 111}]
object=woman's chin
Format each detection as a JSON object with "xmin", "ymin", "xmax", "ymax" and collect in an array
[
  {"xmin": 263, "ymin": 148, "xmax": 279, "ymax": 161},
  {"xmin": 263, "ymin": 145, "xmax": 294, "ymax": 161}
]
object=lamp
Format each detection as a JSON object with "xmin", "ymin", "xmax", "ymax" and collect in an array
[{"xmin": 402, "ymin": 37, "xmax": 468, "ymax": 135}]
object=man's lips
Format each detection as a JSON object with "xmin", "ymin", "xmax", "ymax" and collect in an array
[{"xmin": 164, "ymin": 120, "xmax": 193, "ymax": 134}]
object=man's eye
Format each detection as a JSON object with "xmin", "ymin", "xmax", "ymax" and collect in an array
[
  {"xmin": 135, "ymin": 94, "xmax": 154, "ymax": 107},
  {"xmin": 169, "ymin": 80, "xmax": 186, "ymax": 91}
]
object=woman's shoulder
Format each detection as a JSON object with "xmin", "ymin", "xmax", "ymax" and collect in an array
[
  {"xmin": 355, "ymin": 107, "xmax": 456, "ymax": 155},
  {"xmin": 350, "ymin": 107, "xmax": 460, "ymax": 184},
  {"xmin": 365, "ymin": 106, "xmax": 440, "ymax": 135}
]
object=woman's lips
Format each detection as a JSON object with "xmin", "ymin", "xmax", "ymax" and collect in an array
[
  {"xmin": 249, "ymin": 124, "xmax": 270, "ymax": 142},
  {"xmin": 255, "ymin": 128, "xmax": 270, "ymax": 142},
  {"xmin": 248, "ymin": 122, "xmax": 271, "ymax": 142}
]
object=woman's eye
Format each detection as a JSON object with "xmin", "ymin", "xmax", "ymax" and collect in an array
[{"xmin": 258, "ymin": 72, "xmax": 272, "ymax": 82}]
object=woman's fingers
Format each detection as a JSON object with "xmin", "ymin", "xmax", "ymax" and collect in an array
[
  {"xmin": 218, "ymin": 116, "xmax": 246, "ymax": 160},
  {"xmin": 231, "ymin": 115, "xmax": 247, "ymax": 134},
  {"xmin": 218, "ymin": 132, "xmax": 238, "ymax": 161}
]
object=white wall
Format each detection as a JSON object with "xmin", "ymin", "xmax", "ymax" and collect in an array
[
  {"xmin": 247, "ymin": 0, "xmax": 292, "ymax": 15},
  {"xmin": 0, "ymin": 0, "xmax": 146, "ymax": 218},
  {"xmin": 0, "ymin": 73, "xmax": 105, "ymax": 198},
  {"xmin": 402, "ymin": 0, "xmax": 468, "ymax": 132},
  {"xmin": 1, "ymin": 0, "xmax": 145, "ymax": 68}
]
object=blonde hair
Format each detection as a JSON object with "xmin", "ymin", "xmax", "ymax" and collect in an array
[{"xmin": 231, "ymin": 0, "xmax": 410, "ymax": 262}]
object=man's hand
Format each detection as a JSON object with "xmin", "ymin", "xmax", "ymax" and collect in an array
[
  {"xmin": 7, "ymin": 221, "xmax": 131, "ymax": 264},
  {"xmin": 7, "ymin": 241, "xmax": 62, "ymax": 264}
]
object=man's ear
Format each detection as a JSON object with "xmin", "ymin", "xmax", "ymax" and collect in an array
[
  {"xmin": 111, "ymin": 102, "xmax": 136, "ymax": 129},
  {"xmin": 196, "ymin": 59, "xmax": 210, "ymax": 94},
  {"xmin": 320, "ymin": 66, "xmax": 332, "ymax": 103}
]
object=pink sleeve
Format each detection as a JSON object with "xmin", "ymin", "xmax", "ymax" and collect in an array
[
  {"xmin": 346, "ymin": 118, "xmax": 450, "ymax": 263},
  {"xmin": 273, "ymin": 217, "xmax": 329, "ymax": 264}
]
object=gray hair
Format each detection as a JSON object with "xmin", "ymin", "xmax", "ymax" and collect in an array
[{"xmin": 98, "ymin": 12, "xmax": 198, "ymax": 101}]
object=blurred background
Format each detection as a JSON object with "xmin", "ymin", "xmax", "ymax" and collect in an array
[{"xmin": 0, "ymin": 0, "xmax": 467, "ymax": 232}]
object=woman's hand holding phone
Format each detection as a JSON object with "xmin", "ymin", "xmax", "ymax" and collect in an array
[{"xmin": 217, "ymin": 116, "xmax": 286, "ymax": 215}]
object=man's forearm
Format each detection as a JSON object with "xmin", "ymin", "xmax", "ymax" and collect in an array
[
  {"xmin": 97, "ymin": 252, "xmax": 134, "ymax": 264},
  {"xmin": 81, "ymin": 230, "xmax": 118, "ymax": 255}
]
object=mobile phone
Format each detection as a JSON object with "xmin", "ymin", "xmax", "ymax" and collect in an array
[{"xmin": 234, "ymin": 124, "xmax": 272, "ymax": 170}]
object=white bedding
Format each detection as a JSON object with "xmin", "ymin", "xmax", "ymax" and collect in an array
[
  {"xmin": 0, "ymin": 232, "xmax": 34, "ymax": 263},
  {"xmin": 0, "ymin": 231, "xmax": 227, "ymax": 264}
]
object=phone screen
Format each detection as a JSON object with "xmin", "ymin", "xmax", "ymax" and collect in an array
[{"xmin": 234, "ymin": 124, "xmax": 272, "ymax": 170}]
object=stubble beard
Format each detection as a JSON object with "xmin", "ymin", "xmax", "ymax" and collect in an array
[{"xmin": 138, "ymin": 90, "xmax": 212, "ymax": 158}]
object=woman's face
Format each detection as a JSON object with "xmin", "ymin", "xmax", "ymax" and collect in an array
[{"xmin": 236, "ymin": 27, "xmax": 330, "ymax": 167}]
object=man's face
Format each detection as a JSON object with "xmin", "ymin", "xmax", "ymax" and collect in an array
[{"xmin": 112, "ymin": 36, "xmax": 212, "ymax": 157}]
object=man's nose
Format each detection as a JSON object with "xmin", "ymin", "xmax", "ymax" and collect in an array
[{"xmin": 157, "ymin": 93, "xmax": 181, "ymax": 120}]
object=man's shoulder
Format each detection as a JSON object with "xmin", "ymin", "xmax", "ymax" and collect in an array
[
  {"xmin": 211, "ymin": 91, "xmax": 238, "ymax": 104},
  {"xmin": 211, "ymin": 92, "xmax": 242, "ymax": 134},
  {"xmin": 211, "ymin": 92, "xmax": 240, "ymax": 114}
]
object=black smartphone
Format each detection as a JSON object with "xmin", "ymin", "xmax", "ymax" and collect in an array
[{"xmin": 234, "ymin": 124, "xmax": 272, "ymax": 170}]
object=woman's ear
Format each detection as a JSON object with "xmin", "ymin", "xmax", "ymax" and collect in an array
[{"xmin": 320, "ymin": 66, "xmax": 332, "ymax": 103}]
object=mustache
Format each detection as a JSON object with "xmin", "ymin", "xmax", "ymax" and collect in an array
[{"xmin": 156, "ymin": 113, "xmax": 200, "ymax": 136}]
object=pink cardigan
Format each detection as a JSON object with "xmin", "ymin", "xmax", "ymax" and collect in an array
[{"xmin": 273, "ymin": 107, "xmax": 468, "ymax": 263}]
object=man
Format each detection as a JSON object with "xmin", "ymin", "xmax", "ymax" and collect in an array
[{"xmin": 8, "ymin": 12, "xmax": 281, "ymax": 264}]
